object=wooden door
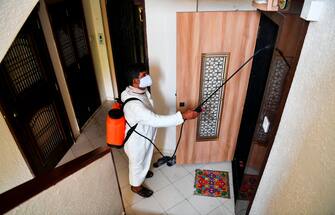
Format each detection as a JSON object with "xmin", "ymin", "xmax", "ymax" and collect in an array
[
  {"xmin": 0, "ymin": 11, "xmax": 73, "ymax": 175},
  {"xmin": 176, "ymin": 12, "xmax": 260, "ymax": 164},
  {"xmin": 48, "ymin": 0, "xmax": 101, "ymax": 127}
]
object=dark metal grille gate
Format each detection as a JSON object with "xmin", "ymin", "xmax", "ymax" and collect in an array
[
  {"xmin": 3, "ymin": 38, "xmax": 43, "ymax": 95},
  {"xmin": 0, "ymin": 10, "xmax": 73, "ymax": 175}
]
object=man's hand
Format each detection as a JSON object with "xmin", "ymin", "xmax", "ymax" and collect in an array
[{"xmin": 182, "ymin": 109, "xmax": 200, "ymax": 120}]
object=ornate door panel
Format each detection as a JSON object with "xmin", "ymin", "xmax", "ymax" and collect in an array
[
  {"xmin": 252, "ymin": 53, "xmax": 292, "ymax": 145},
  {"xmin": 0, "ymin": 11, "xmax": 73, "ymax": 175},
  {"xmin": 176, "ymin": 12, "xmax": 260, "ymax": 164}
]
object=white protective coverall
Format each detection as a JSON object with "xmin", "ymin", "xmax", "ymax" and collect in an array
[{"xmin": 121, "ymin": 86, "xmax": 184, "ymax": 186}]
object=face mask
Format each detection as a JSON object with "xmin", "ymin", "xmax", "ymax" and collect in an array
[{"xmin": 139, "ymin": 75, "xmax": 152, "ymax": 88}]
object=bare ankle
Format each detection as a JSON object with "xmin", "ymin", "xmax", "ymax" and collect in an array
[{"xmin": 131, "ymin": 186, "xmax": 142, "ymax": 192}]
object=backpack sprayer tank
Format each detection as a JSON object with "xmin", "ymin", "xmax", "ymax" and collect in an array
[
  {"xmin": 106, "ymin": 98, "xmax": 142, "ymax": 148},
  {"xmin": 106, "ymin": 101, "xmax": 126, "ymax": 148}
]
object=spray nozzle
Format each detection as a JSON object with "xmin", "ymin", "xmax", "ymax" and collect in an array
[{"xmin": 194, "ymin": 106, "xmax": 203, "ymax": 113}]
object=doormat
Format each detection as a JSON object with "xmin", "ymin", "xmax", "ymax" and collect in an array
[
  {"xmin": 194, "ymin": 169, "xmax": 230, "ymax": 198},
  {"xmin": 238, "ymin": 174, "xmax": 259, "ymax": 200}
]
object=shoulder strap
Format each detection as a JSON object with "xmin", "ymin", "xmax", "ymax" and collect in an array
[
  {"xmin": 122, "ymin": 98, "xmax": 142, "ymax": 110},
  {"xmin": 123, "ymin": 123, "xmax": 138, "ymax": 144},
  {"xmin": 122, "ymin": 97, "xmax": 141, "ymax": 144}
]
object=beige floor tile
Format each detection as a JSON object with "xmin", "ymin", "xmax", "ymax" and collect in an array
[
  {"xmin": 160, "ymin": 164, "xmax": 189, "ymax": 183},
  {"xmin": 153, "ymin": 184, "xmax": 184, "ymax": 211},
  {"xmin": 207, "ymin": 205, "xmax": 234, "ymax": 215},
  {"xmin": 71, "ymin": 134, "xmax": 94, "ymax": 157},
  {"xmin": 166, "ymin": 200, "xmax": 200, "ymax": 215},
  {"xmin": 144, "ymin": 170, "xmax": 171, "ymax": 192},
  {"xmin": 130, "ymin": 196, "xmax": 165, "ymax": 215},
  {"xmin": 173, "ymin": 174, "xmax": 195, "ymax": 198},
  {"xmin": 187, "ymin": 195, "xmax": 221, "ymax": 215}
]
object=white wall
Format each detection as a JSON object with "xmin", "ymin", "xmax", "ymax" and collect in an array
[
  {"xmin": 197, "ymin": 0, "xmax": 254, "ymax": 11},
  {"xmin": 7, "ymin": 154, "xmax": 124, "ymax": 215},
  {"xmin": 0, "ymin": 114, "xmax": 33, "ymax": 193},
  {"xmin": 250, "ymin": 0, "xmax": 335, "ymax": 214},
  {"xmin": 0, "ymin": 0, "xmax": 38, "ymax": 62},
  {"xmin": 145, "ymin": 0, "xmax": 255, "ymax": 153},
  {"xmin": 145, "ymin": 0, "xmax": 195, "ymax": 153},
  {"xmin": 82, "ymin": 0, "xmax": 115, "ymax": 101}
]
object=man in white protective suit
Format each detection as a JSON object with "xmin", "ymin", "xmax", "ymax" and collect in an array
[{"xmin": 121, "ymin": 63, "xmax": 199, "ymax": 197}]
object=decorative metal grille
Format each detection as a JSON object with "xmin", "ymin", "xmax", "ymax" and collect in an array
[
  {"xmin": 254, "ymin": 54, "xmax": 291, "ymax": 144},
  {"xmin": 57, "ymin": 29, "xmax": 76, "ymax": 67},
  {"xmin": 197, "ymin": 54, "xmax": 229, "ymax": 140},
  {"xmin": 29, "ymin": 105, "xmax": 64, "ymax": 162},
  {"xmin": 2, "ymin": 38, "xmax": 43, "ymax": 95},
  {"xmin": 72, "ymin": 23, "xmax": 89, "ymax": 58}
]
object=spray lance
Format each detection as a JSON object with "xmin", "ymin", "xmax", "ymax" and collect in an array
[{"xmin": 153, "ymin": 44, "xmax": 273, "ymax": 168}]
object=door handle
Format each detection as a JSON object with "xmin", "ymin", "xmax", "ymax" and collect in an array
[{"xmin": 138, "ymin": 7, "xmax": 144, "ymax": 22}]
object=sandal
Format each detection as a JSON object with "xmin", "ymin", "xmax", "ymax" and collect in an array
[
  {"xmin": 131, "ymin": 186, "xmax": 153, "ymax": 198},
  {"xmin": 146, "ymin": 170, "xmax": 154, "ymax": 178}
]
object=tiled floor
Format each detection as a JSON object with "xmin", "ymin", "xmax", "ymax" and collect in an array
[
  {"xmin": 57, "ymin": 101, "xmax": 112, "ymax": 166},
  {"xmin": 58, "ymin": 101, "xmax": 235, "ymax": 215}
]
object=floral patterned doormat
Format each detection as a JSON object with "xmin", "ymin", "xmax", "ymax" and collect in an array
[{"xmin": 194, "ymin": 169, "xmax": 230, "ymax": 198}]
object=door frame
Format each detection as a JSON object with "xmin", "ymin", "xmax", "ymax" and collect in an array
[
  {"xmin": 105, "ymin": 0, "xmax": 150, "ymax": 96},
  {"xmin": 100, "ymin": 0, "xmax": 119, "ymax": 98},
  {"xmin": 232, "ymin": 11, "xmax": 309, "ymax": 213},
  {"xmin": 46, "ymin": 0, "xmax": 101, "ymax": 128},
  {"xmin": 246, "ymin": 12, "xmax": 308, "ymax": 212},
  {"xmin": 232, "ymin": 12, "xmax": 283, "ymax": 202},
  {"xmin": 39, "ymin": 0, "xmax": 80, "ymax": 138}
]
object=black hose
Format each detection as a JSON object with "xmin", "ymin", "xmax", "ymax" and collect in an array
[
  {"xmin": 171, "ymin": 121, "xmax": 185, "ymax": 157},
  {"xmin": 126, "ymin": 121, "xmax": 165, "ymax": 157}
]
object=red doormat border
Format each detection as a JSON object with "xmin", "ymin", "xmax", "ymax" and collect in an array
[{"xmin": 239, "ymin": 174, "xmax": 259, "ymax": 201}]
